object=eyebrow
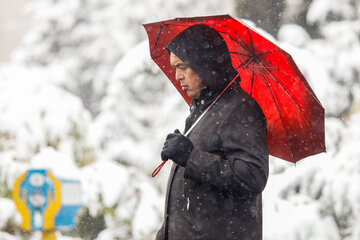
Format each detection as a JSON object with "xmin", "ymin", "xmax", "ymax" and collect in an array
[{"xmin": 172, "ymin": 63, "xmax": 187, "ymax": 68}]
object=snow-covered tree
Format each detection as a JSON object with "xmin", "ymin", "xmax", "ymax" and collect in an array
[
  {"xmin": 12, "ymin": 0, "xmax": 236, "ymax": 115},
  {"xmin": 1, "ymin": 0, "xmax": 360, "ymax": 239}
]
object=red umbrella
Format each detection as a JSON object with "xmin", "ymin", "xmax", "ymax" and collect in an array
[{"xmin": 143, "ymin": 14, "xmax": 325, "ymax": 165}]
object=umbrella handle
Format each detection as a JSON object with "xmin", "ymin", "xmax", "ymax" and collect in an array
[{"xmin": 152, "ymin": 160, "xmax": 167, "ymax": 177}]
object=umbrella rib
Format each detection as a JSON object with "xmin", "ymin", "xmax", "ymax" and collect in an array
[
  {"xmin": 152, "ymin": 53, "xmax": 170, "ymax": 60},
  {"xmin": 218, "ymin": 30, "xmax": 252, "ymax": 55},
  {"xmin": 204, "ymin": 22, "xmax": 234, "ymax": 28},
  {"xmin": 255, "ymin": 51, "xmax": 322, "ymax": 105},
  {"xmin": 226, "ymin": 29, "xmax": 252, "ymax": 54},
  {"xmin": 151, "ymin": 23, "xmax": 191, "ymax": 28},
  {"xmin": 242, "ymin": 57, "xmax": 270, "ymax": 96},
  {"xmin": 152, "ymin": 23, "xmax": 165, "ymax": 56},
  {"xmin": 256, "ymin": 50, "xmax": 285, "ymax": 58},
  {"xmin": 235, "ymin": 58, "xmax": 252, "ymax": 72},
  {"xmin": 233, "ymin": 31, "xmax": 253, "ymax": 55},
  {"xmin": 229, "ymin": 52, "xmax": 252, "ymax": 57},
  {"xmin": 257, "ymin": 60, "xmax": 325, "ymax": 152},
  {"xmin": 250, "ymin": 59, "xmax": 256, "ymax": 96},
  {"xmin": 258, "ymin": 59, "xmax": 308, "ymax": 113},
  {"xmin": 227, "ymin": 29, "xmax": 259, "ymax": 73},
  {"xmin": 246, "ymin": 27, "xmax": 256, "ymax": 56},
  {"xmin": 249, "ymin": 58, "xmax": 307, "ymax": 160},
  {"xmin": 261, "ymin": 58, "xmax": 323, "ymax": 106},
  {"xmin": 258, "ymin": 70, "xmax": 296, "ymax": 161}
]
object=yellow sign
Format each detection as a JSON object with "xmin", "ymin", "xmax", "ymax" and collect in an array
[
  {"xmin": 13, "ymin": 169, "xmax": 62, "ymax": 240},
  {"xmin": 13, "ymin": 172, "xmax": 31, "ymax": 231}
]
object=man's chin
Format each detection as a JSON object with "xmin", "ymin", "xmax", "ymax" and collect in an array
[
  {"xmin": 187, "ymin": 94, "xmax": 195, "ymax": 99},
  {"xmin": 185, "ymin": 90, "xmax": 200, "ymax": 99},
  {"xmin": 185, "ymin": 91, "xmax": 192, "ymax": 98}
]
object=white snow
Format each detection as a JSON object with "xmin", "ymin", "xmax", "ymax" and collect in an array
[{"xmin": 1, "ymin": 0, "xmax": 360, "ymax": 239}]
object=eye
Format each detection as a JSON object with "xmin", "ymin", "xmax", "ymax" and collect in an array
[{"xmin": 179, "ymin": 65, "xmax": 188, "ymax": 71}]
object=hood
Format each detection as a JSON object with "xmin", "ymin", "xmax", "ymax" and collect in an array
[{"xmin": 166, "ymin": 24, "xmax": 239, "ymax": 92}]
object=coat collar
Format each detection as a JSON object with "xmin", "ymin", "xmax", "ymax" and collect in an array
[
  {"xmin": 189, "ymin": 83, "xmax": 241, "ymax": 113},
  {"xmin": 189, "ymin": 87, "xmax": 216, "ymax": 113}
]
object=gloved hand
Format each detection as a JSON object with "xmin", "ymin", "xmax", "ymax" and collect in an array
[{"xmin": 161, "ymin": 129, "xmax": 194, "ymax": 167}]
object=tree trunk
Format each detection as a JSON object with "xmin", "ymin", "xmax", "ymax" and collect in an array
[{"xmin": 235, "ymin": 0, "xmax": 285, "ymax": 37}]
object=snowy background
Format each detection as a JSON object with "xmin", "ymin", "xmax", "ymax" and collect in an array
[{"xmin": 0, "ymin": 0, "xmax": 360, "ymax": 239}]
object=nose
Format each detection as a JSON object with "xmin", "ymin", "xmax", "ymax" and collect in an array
[{"xmin": 175, "ymin": 69, "xmax": 184, "ymax": 82}]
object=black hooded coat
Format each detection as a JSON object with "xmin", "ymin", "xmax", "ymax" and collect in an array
[{"xmin": 155, "ymin": 24, "xmax": 269, "ymax": 240}]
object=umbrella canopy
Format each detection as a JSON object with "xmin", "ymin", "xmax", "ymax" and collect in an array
[{"xmin": 143, "ymin": 14, "xmax": 326, "ymax": 163}]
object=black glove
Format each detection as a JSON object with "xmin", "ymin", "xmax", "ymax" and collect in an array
[{"xmin": 161, "ymin": 129, "xmax": 194, "ymax": 167}]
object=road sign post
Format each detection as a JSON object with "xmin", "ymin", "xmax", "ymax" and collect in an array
[{"xmin": 13, "ymin": 169, "xmax": 82, "ymax": 240}]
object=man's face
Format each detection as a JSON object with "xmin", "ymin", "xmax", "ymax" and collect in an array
[{"xmin": 170, "ymin": 52, "xmax": 203, "ymax": 99}]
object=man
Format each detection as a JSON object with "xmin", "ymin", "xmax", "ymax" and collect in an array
[{"xmin": 156, "ymin": 24, "xmax": 269, "ymax": 240}]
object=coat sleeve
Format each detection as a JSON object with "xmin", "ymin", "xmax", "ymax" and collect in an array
[
  {"xmin": 184, "ymin": 101, "xmax": 269, "ymax": 194},
  {"xmin": 154, "ymin": 221, "xmax": 165, "ymax": 240}
]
